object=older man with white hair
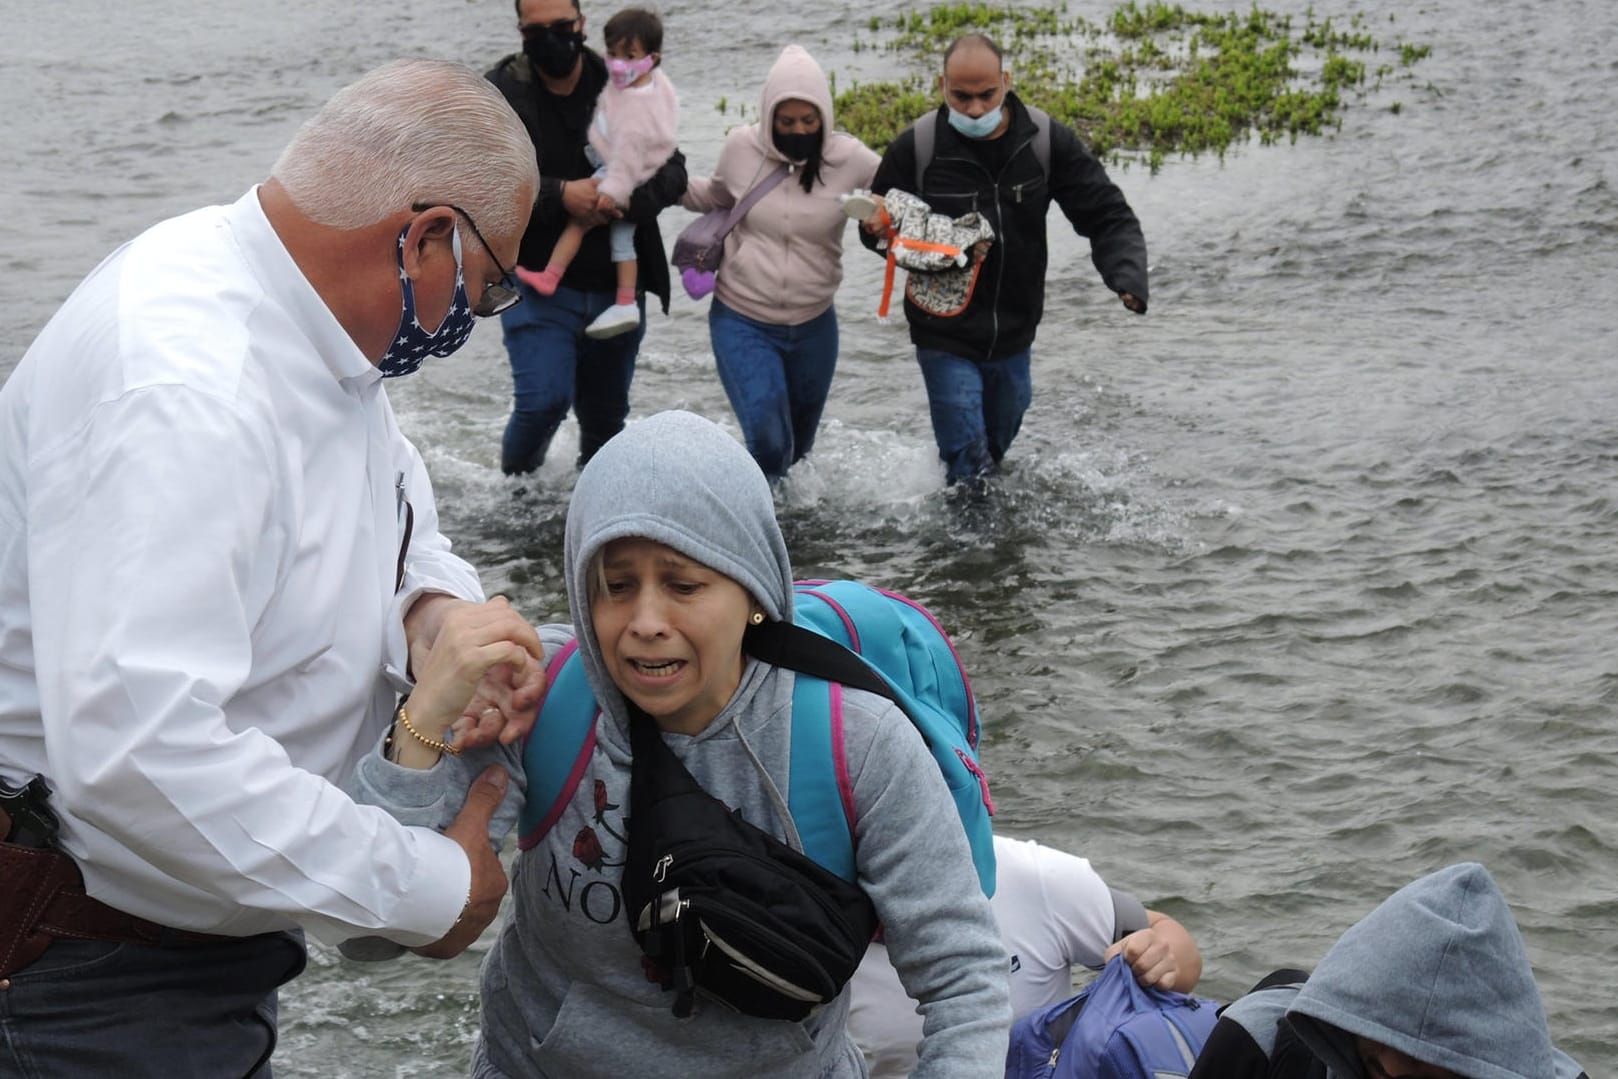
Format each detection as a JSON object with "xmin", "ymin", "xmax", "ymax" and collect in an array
[{"xmin": 0, "ymin": 59, "xmax": 544, "ymax": 1075}]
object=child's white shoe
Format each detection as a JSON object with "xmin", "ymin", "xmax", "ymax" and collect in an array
[{"xmin": 585, "ymin": 303, "xmax": 641, "ymax": 339}]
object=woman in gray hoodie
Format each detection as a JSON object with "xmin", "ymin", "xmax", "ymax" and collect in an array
[{"xmin": 350, "ymin": 410, "xmax": 1009, "ymax": 1078}]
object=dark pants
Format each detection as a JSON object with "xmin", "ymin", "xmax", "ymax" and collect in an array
[
  {"xmin": 0, "ymin": 930, "xmax": 306, "ymax": 1078},
  {"xmin": 914, "ymin": 346, "xmax": 1034, "ymax": 483},
  {"xmin": 498, "ymin": 282, "xmax": 646, "ymax": 475},
  {"xmin": 708, "ymin": 299, "xmax": 839, "ymax": 482}
]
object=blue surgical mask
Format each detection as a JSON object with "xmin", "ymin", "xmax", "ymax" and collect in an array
[
  {"xmin": 947, "ymin": 105, "xmax": 1004, "ymax": 139},
  {"xmin": 378, "ymin": 226, "xmax": 475, "ymax": 378}
]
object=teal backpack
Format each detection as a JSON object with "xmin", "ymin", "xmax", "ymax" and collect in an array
[{"xmin": 516, "ymin": 579, "xmax": 996, "ymax": 895}]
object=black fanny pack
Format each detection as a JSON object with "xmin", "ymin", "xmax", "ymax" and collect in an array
[{"xmin": 619, "ymin": 689, "xmax": 879, "ymax": 1022}]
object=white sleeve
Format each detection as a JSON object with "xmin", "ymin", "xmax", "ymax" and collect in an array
[{"xmin": 28, "ymin": 386, "xmax": 467, "ymax": 944}]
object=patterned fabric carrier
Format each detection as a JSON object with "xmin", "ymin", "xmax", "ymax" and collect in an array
[{"xmin": 874, "ymin": 188, "xmax": 996, "ymax": 321}]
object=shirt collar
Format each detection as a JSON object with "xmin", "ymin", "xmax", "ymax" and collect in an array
[{"xmin": 227, "ymin": 186, "xmax": 381, "ymax": 387}]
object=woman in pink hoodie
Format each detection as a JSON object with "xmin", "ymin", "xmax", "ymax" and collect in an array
[{"xmin": 682, "ymin": 45, "xmax": 880, "ymax": 482}]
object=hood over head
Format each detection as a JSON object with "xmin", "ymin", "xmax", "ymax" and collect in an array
[
  {"xmin": 755, "ymin": 44, "xmax": 835, "ymax": 162},
  {"xmin": 562, "ymin": 410, "xmax": 794, "ymax": 726},
  {"xmin": 1287, "ymin": 862, "xmax": 1583, "ymax": 1079}
]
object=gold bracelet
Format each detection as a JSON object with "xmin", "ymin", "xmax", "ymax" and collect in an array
[{"xmin": 396, "ymin": 704, "xmax": 461, "ymax": 757}]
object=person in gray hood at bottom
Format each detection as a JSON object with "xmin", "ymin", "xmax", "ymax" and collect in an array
[
  {"xmin": 1188, "ymin": 862, "xmax": 1586, "ymax": 1079},
  {"xmin": 347, "ymin": 409, "xmax": 1010, "ymax": 1078}
]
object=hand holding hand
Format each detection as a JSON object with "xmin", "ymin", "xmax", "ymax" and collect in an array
[
  {"xmin": 412, "ymin": 765, "xmax": 510, "ymax": 959},
  {"xmin": 405, "ymin": 597, "xmax": 546, "ymax": 747},
  {"xmin": 449, "ymin": 647, "xmax": 548, "ymax": 750}
]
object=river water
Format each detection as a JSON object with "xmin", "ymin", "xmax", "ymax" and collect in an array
[{"xmin": 5, "ymin": 0, "xmax": 1615, "ymax": 1074}]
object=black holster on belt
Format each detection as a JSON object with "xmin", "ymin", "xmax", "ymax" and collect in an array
[{"xmin": 0, "ymin": 805, "xmax": 228, "ymax": 978}]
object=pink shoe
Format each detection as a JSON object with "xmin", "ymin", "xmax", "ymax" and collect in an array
[{"xmin": 515, "ymin": 265, "xmax": 562, "ymax": 297}]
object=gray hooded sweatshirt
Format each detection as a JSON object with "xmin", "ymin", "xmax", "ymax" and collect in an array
[
  {"xmin": 350, "ymin": 411, "xmax": 1009, "ymax": 1078},
  {"xmin": 1212, "ymin": 862, "xmax": 1584, "ymax": 1079}
]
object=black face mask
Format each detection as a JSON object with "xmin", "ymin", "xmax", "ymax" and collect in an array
[
  {"xmin": 772, "ymin": 130, "xmax": 821, "ymax": 162},
  {"xmin": 523, "ymin": 26, "xmax": 584, "ymax": 79}
]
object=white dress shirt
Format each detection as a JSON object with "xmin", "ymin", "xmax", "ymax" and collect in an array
[
  {"xmin": 0, "ymin": 188, "xmax": 479, "ymax": 945},
  {"xmin": 849, "ymin": 835, "xmax": 1144, "ymax": 1077}
]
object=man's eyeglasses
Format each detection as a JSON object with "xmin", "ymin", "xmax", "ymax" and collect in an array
[{"xmin": 411, "ymin": 202, "xmax": 521, "ymax": 317}]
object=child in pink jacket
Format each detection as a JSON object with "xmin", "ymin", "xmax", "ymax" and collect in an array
[{"xmin": 516, "ymin": 7, "xmax": 678, "ymax": 340}]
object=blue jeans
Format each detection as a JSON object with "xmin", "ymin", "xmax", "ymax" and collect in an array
[
  {"xmin": 0, "ymin": 931, "xmax": 305, "ymax": 1078},
  {"xmin": 499, "ymin": 283, "xmax": 645, "ymax": 474},
  {"xmin": 708, "ymin": 300, "xmax": 839, "ymax": 481},
  {"xmin": 914, "ymin": 346, "xmax": 1033, "ymax": 483}
]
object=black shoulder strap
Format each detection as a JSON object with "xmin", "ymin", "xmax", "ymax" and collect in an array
[
  {"xmin": 743, "ymin": 620, "xmax": 937, "ymax": 750},
  {"xmin": 743, "ymin": 620, "xmax": 896, "ymax": 704}
]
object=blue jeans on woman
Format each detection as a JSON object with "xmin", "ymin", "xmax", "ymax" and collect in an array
[
  {"xmin": 914, "ymin": 346, "xmax": 1033, "ymax": 484},
  {"xmin": 708, "ymin": 299, "xmax": 839, "ymax": 482},
  {"xmin": 499, "ymin": 283, "xmax": 646, "ymax": 475}
]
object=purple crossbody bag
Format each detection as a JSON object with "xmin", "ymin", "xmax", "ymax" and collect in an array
[{"xmin": 670, "ymin": 164, "xmax": 790, "ymax": 298}]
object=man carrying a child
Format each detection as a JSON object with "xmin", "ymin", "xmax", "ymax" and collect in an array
[{"xmin": 487, "ymin": 0, "xmax": 688, "ymax": 475}]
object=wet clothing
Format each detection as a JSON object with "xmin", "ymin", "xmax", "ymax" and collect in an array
[
  {"xmin": 486, "ymin": 49, "xmax": 687, "ymax": 473},
  {"xmin": 863, "ymin": 92, "xmax": 1147, "ymax": 363},
  {"xmin": 1189, "ymin": 863, "xmax": 1587, "ymax": 1079},
  {"xmin": 915, "ymin": 345, "xmax": 1032, "ymax": 482},
  {"xmin": 497, "ymin": 284, "xmax": 645, "ymax": 474},
  {"xmin": 681, "ymin": 45, "xmax": 880, "ymax": 479},
  {"xmin": 351, "ymin": 411, "xmax": 1010, "ymax": 1078},
  {"xmin": 709, "ymin": 298, "xmax": 840, "ymax": 479}
]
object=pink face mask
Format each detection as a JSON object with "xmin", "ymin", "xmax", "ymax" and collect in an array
[{"xmin": 606, "ymin": 54, "xmax": 655, "ymax": 89}]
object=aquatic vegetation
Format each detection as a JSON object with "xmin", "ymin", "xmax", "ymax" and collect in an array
[{"xmin": 832, "ymin": 1, "xmax": 1431, "ymax": 172}]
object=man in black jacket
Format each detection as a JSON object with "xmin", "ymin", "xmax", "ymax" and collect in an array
[
  {"xmin": 863, "ymin": 33, "xmax": 1146, "ymax": 484},
  {"xmin": 488, "ymin": 0, "xmax": 687, "ymax": 474}
]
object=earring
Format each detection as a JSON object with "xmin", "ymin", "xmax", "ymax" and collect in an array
[{"xmin": 750, "ymin": 611, "xmax": 765, "ymax": 625}]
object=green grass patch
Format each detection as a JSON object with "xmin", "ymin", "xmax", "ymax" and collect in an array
[{"xmin": 834, "ymin": 1, "xmax": 1431, "ymax": 172}]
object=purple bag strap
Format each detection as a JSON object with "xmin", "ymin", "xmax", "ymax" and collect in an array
[{"xmin": 716, "ymin": 164, "xmax": 791, "ymax": 240}]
